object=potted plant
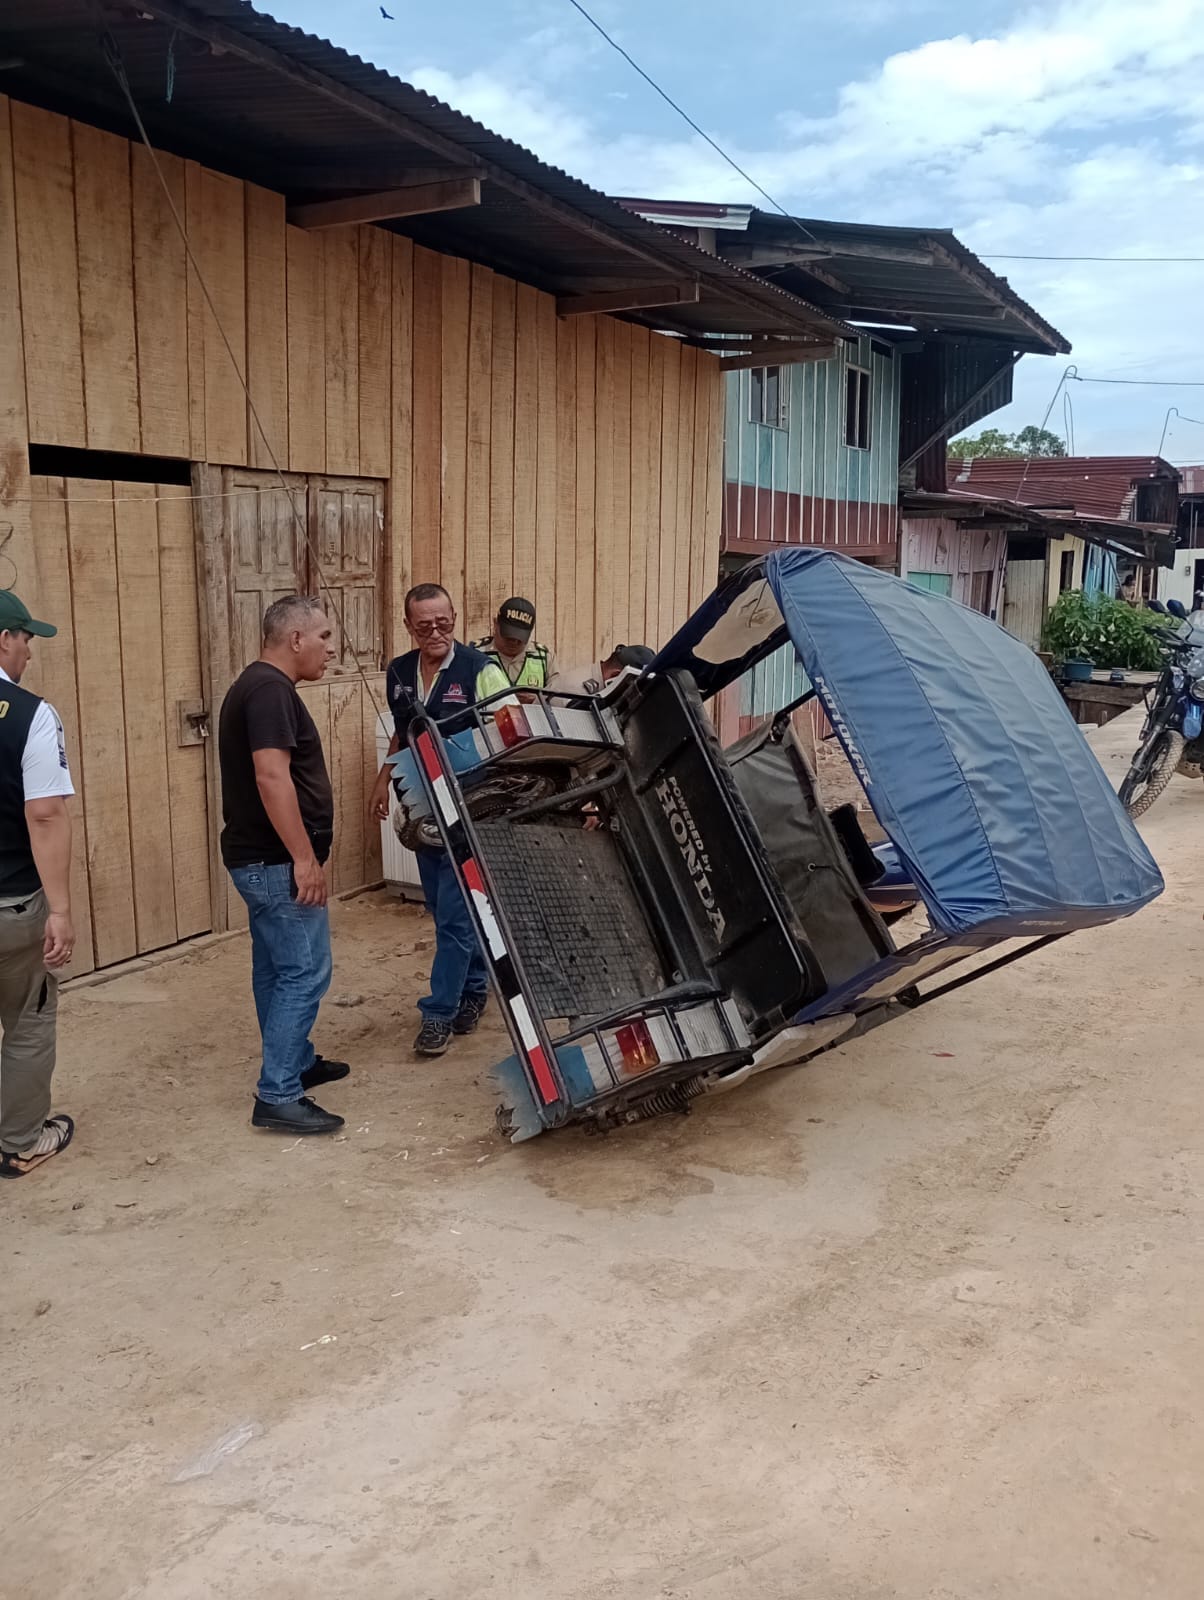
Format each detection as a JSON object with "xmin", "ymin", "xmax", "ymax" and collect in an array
[{"xmin": 1043, "ymin": 590, "xmax": 1163, "ymax": 676}]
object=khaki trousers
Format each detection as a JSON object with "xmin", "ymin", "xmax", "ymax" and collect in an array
[{"xmin": 0, "ymin": 890, "xmax": 58, "ymax": 1154}]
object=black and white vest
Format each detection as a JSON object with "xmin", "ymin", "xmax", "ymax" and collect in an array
[{"xmin": 0, "ymin": 678, "xmax": 42, "ymax": 897}]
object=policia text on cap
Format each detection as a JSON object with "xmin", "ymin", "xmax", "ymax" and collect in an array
[{"xmin": 475, "ymin": 596, "xmax": 557, "ymax": 697}]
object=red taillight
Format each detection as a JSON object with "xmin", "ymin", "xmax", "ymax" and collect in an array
[
  {"xmin": 494, "ymin": 704, "xmax": 532, "ymax": 748},
  {"xmin": 615, "ymin": 1019, "xmax": 659, "ymax": 1075}
]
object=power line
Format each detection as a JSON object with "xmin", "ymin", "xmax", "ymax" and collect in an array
[
  {"xmin": 562, "ymin": 2, "xmax": 1201, "ymax": 275},
  {"xmin": 1158, "ymin": 405, "xmax": 1204, "ymax": 456},
  {"xmin": 562, "ymin": 0, "xmax": 821, "ymax": 247},
  {"xmin": 100, "ymin": 32, "xmax": 388, "ymax": 728},
  {"xmin": 570, "ymin": 2, "xmax": 1204, "ymax": 294},
  {"xmin": 1071, "ymin": 374, "xmax": 1204, "ymax": 388},
  {"xmin": 980, "ymin": 253, "xmax": 1204, "ymax": 263},
  {"xmin": 1017, "ymin": 363, "xmax": 1075, "ymax": 502}
]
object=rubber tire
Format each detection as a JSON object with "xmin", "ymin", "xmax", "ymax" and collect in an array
[
  {"xmin": 1121, "ymin": 729, "xmax": 1186, "ymax": 819},
  {"xmin": 394, "ymin": 768, "xmax": 564, "ymax": 853}
]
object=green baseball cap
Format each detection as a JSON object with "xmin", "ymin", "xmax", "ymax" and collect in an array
[{"xmin": 0, "ymin": 590, "xmax": 56, "ymax": 638}]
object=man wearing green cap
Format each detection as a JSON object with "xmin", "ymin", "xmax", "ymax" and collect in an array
[{"xmin": 0, "ymin": 591, "xmax": 76, "ymax": 1178}]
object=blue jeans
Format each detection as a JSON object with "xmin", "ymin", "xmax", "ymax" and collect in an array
[
  {"xmin": 228, "ymin": 862, "xmax": 332, "ymax": 1104},
  {"xmin": 415, "ymin": 849, "xmax": 487, "ymax": 1023}
]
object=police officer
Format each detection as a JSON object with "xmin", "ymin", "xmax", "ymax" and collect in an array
[
  {"xmin": 476, "ymin": 596, "xmax": 557, "ymax": 694},
  {"xmin": 0, "ymin": 590, "xmax": 75, "ymax": 1178},
  {"xmin": 369, "ymin": 583, "xmax": 511, "ymax": 1057}
]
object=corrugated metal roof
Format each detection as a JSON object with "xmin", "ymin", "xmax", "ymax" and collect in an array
[
  {"xmin": 1178, "ymin": 464, "xmax": 1204, "ymax": 495},
  {"xmin": 946, "ymin": 456, "xmax": 1179, "ymax": 522},
  {"xmin": 903, "ymin": 489, "xmax": 1176, "ymax": 568},
  {"xmin": 618, "ymin": 203, "xmax": 1068, "ymax": 356},
  {"xmin": 0, "ymin": 0, "xmax": 847, "ymax": 344}
]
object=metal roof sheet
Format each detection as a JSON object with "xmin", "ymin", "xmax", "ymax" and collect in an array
[
  {"xmin": 903, "ymin": 489, "xmax": 1176, "ymax": 567},
  {"xmin": 945, "ymin": 456, "xmax": 1179, "ymax": 522},
  {"xmin": 618, "ymin": 203, "xmax": 1069, "ymax": 356},
  {"xmin": 0, "ymin": 0, "xmax": 847, "ymax": 344}
]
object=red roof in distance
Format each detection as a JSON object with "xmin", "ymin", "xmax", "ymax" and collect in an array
[{"xmin": 945, "ymin": 455, "xmax": 1179, "ymax": 523}]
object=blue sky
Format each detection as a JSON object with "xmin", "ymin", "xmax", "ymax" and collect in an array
[{"xmin": 270, "ymin": 0, "xmax": 1204, "ymax": 459}]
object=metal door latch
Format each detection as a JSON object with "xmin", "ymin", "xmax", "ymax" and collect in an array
[{"xmin": 177, "ymin": 700, "xmax": 210, "ymax": 746}]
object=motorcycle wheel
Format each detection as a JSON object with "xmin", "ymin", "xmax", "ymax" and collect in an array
[
  {"xmin": 394, "ymin": 767, "xmax": 564, "ymax": 852},
  {"xmin": 1119, "ymin": 730, "xmax": 1186, "ymax": 818}
]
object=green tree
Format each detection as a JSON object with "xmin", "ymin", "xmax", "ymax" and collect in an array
[
  {"xmin": 1011, "ymin": 425, "xmax": 1068, "ymax": 458},
  {"xmin": 948, "ymin": 426, "xmax": 1067, "ymax": 459},
  {"xmin": 948, "ymin": 427, "xmax": 1018, "ymax": 458}
]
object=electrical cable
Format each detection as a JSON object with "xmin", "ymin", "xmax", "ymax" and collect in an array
[
  {"xmin": 1157, "ymin": 406, "xmax": 1204, "ymax": 457},
  {"xmin": 1016, "ymin": 363, "xmax": 1076, "ymax": 502},
  {"xmin": 100, "ymin": 31, "xmax": 389, "ymax": 729},
  {"xmin": 1071, "ymin": 374, "xmax": 1204, "ymax": 388},
  {"xmin": 979, "ymin": 253, "xmax": 1204, "ymax": 263},
  {"xmin": 562, "ymin": 0, "xmax": 823, "ymax": 248},
  {"xmin": 560, "ymin": 4, "xmax": 1204, "ymax": 274}
]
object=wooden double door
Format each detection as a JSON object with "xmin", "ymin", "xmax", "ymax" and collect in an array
[
  {"xmin": 195, "ymin": 465, "xmax": 387, "ymax": 933},
  {"xmin": 19, "ymin": 466, "xmax": 385, "ymax": 977}
]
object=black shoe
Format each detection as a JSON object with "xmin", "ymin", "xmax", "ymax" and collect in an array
[
  {"xmin": 251, "ymin": 1096, "xmax": 345, "ymax": 1135},
  {"xmin": 452, "ymin": 992, "xmax": 488, "ymax": 1036},
  {"xmin": 301, "ymin": 1054, "xmax": 351, "ymax": 1091},
  {"xmin": 414, "ymin": 1018, "xmax": 454, "ymax": 1056}
]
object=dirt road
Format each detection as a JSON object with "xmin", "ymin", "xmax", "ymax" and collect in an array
[{"xmin": 3, "ymin": 714, "xmax": 1200, "ymax": 1599}]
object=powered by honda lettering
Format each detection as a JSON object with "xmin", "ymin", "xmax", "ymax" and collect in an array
[{"xmin": 654, "ymin": 776, "xmax": 727, "ymax": 940}]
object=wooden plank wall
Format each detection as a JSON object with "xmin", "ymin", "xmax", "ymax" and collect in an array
[
  {"xmin": 1, "ymin": 95, "xmax": 720, "ymax": 670},
  {"xmin": 381, "ymin": 262, "xmax": 722, "ymax": 663},
  {"xmin": 15, "ymin": 477, "xmax": 211, "ymax": 978},
  {"xmin": 0, "ymin": 97, "xmax": 723, "ymax": 966}
]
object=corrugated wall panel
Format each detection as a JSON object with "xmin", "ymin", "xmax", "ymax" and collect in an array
[
  {"xmin": 900, "ymin": 339, "xmax": 1016, "ymax": 492},
  {"xmin": 741, "ymin": 639, "xmax": 811, "ymax": 719},
  {"xmin": 722, "ymin": 334, "xmax": 900, "ymax": 551}
]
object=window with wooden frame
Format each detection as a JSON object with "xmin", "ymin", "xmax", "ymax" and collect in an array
[
  {"xmin": 749, "ymin": 365, "xmax": 788, "ymax": 430},
  {"xmin": 844, "ymin": 365, "xmax": 872, "ymax": 451},
  {"xmin": 1059, "ymin": 549, "xmax": 1075, "ymax": 593}
]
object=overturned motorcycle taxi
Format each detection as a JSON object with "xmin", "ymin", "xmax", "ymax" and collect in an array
[{"xmin": 391, "ymin": 549, "xmax": 1163, "ymax": 1141}]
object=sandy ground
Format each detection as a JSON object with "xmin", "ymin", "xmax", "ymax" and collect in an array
[{"xmin": 3, "ymin": 710, "xmax": 1201, "ymax": 1600}]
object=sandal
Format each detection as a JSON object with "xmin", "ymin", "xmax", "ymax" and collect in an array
[{"xmin": 0, "ymin": 1114, "xmax": 75, "ymax": 1179}]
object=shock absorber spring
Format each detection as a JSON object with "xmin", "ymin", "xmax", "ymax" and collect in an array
[{"xmin": 621, "ymin": 1075, "xmax": 706, "ymax": 1124}]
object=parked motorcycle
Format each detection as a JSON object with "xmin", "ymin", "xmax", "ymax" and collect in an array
[{"xmin": 1118, "ymin": 599, "xmax": 1204, "ymax": 817}]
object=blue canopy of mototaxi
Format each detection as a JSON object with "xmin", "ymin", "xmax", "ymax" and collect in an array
[{"xmin": 651, "ymin": 548, "xmax": 1163, "ymax": 938}]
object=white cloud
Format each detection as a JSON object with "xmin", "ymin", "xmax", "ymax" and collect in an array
[{"xmin": 412, "ymin": 0, "xmax": 1204, "ymax": 451}]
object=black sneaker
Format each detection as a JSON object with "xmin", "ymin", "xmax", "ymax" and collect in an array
[
  {"xmin": 414, "ymin": 1018, "xmax": 454, "ymax": 1057},
  {"xmin": 251, "ymin": 1096, "xmax": 345, "ymax": 1135},
  {"xmin": 452, "ymin": 992, "xmax": 488, "ymax": 1036},
  {"xmin": 301, "ymin": 1054, "xmax": 351, "ymax": 1091}
]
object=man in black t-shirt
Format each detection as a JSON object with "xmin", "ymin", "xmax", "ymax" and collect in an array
[{"xmin": 218, "ymin": 595, "xmax": 347, "ymax": 1136}]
